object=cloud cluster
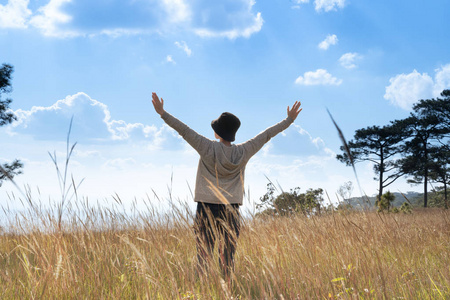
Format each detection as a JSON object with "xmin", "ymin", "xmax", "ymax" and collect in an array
[
  {"xmin": 166, "ymin": 55, "xmax": 176, "ymax": 64},
  {"xmin": 0, "ymin": 0, "xmax": 31, "ymax": 28},
  {"xmin": 339, "ymin": 52, "xmax": 362, "ymax": 69},
  {"xmin": 282, "ymin": 124, "xmax": 334, "ymax": 157},
  {"xmin": 175, "ymin": 41, "xmax": 192, "ymax": 56},
  {"xmin": 9, "ymin": 92, "xmax": 182, "ymax": 149},
  {"xmin": 256, "ymin": 123, "xmax": 334, "ymax": 160},
  {"xmin": 295, "ymin": 69, "xmax": 342, "ymax": 86},
  {"xmin": 384, "ymin": 64, "xmax": 450, "ymax": 110},
  {"xmin": 318, "ymin": 34, "xmax": 338, "ymax": 50},
  {"xmin": 292, "ymin": 0, "xmax": 346, "ymax": 12},
  {"xmin": 194, "ymin": 12, "xmax": 263, "ymax": 39},
  {"xmin": 314, "ymin": 0, "xmax": 345, "ymax": 12},
  {"xmin": 0, "ymin": 0, "xmax": 263, "ymax": 39},
  {"xmin": 28, "ymin": 0, "xmax": 73, "ymax": 37}
]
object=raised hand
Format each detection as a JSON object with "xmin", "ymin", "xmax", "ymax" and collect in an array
[
  {"xmin": 287, "ymin": 101, "xmax": 302, "ymax": 121},
  {"xmin": 152, "ymin": 92, "xmax": 165, "ymax": 116}
]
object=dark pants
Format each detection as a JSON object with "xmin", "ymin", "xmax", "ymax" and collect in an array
[{"xmin": 194, "ymin": 202, "xmax": 241, "ymax": 277}]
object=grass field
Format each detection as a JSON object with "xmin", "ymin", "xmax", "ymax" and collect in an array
[{"xmin": 0, "ymin": 196, "xmax": 449, "ymax": 299}]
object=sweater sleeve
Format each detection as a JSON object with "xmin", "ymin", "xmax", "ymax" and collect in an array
[
  {"xmin": 242, "ymin": 117, "xmax": 294, "ymax": 159},
  {"xmin": 161, "ymin": 112, "xmax": 212, "ymax": 157}
]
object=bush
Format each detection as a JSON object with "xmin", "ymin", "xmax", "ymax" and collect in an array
[
  {"xmin": 257, "ymin": 183, "xmax": 324, "ymax": 216},
  {"xmin": 375, "ymin": 191, "xmax": 395, "ymax": 212}
]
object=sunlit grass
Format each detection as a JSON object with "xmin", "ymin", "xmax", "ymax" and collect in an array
[{"xmin": 0, "ymin": 193, "xmax": 449, "ymax": 299}]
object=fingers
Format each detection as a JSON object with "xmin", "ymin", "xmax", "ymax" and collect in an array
[
  {"xmin": 289, "ymin": 101, "xmax": 301, "ymax": 111},
  {"xmin": 151, "ymin": 92, "xmax": 166, "ymax": 115},
  {"xmin": 293, "ymin": 101, "xmax": 301, "ymax": 112},
  {"xmin": 152, "ymin": 93, "xmax": 164, "ymax": 108}
]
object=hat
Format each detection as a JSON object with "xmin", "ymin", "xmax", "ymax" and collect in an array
[{"xmin": 211, "ymin": 112, "xmax": 241, "ymax": 142}]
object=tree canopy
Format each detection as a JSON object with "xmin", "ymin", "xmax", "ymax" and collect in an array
[
  {"xmin": 336, "ymin": 123, "xmax": 406, "ymax": 201},
  {"xmin": 397, "ymin": 92, "xmax": 450, "ymax": 207},
  {"xmin": 0, "ymin": 63, "xmax": 23, "ymax": 186}
]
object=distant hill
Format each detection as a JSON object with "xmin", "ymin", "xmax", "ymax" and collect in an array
[{"xmin": 340, "ymin": 191, "xmax": 422, "ymax": 208}]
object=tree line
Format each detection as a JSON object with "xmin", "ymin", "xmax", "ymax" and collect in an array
[{"xmin": 337, "ymin": 89, "xmax": 450, "ymax": 208}]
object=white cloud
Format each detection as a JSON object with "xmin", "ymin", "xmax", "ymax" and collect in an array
[
  {"xmin": 339, "ymin": 52, "xmax": 362, "ymax": 69},
  {"xmin": 292, "ymin": 0, "xmax": 345, "ymax": 12},
  {"xmin": 166, "ymin": 55, "xmax": 176, "ymax": 64},
  {"xmin": 9, "ymin": 92, "xmax": 183, "ymax": 148},
  {"xmin": 0, "ymin": 0, "xmax": 32, "ymax": 29},
  {"xmin": 434, "ymin": 64, "xmax": 450, "ymax": 96},
  {"xmin": 293, "ymin": 124, "xmax": 332, "ymax": 153},
  {"xmin": 318, "ymin": 34, "xmax": 338, "ymax": 50},
  {"xmin": 384, "ymin": 65, "xmax": 450, "ymax": 110},
  {"xmin": 194, "ymin": 11, "xmax": 263, "ymax": 39},
  {"xmin": 314, "ymin": 0, "xmax": 345, "ymax": 12},
  {"xmin": 16, "ymin": 0, "xmax": 262, "ymax": 39},
  {"xmin": 29, "ymin": 0, "xmax": 162, "ymax": 37},
  {"xmin": 95, "ymin": 28, "xmax": 152, "ymax": 39},
  {"xmin": 295, "ymin": 69, "xmax": 342, "ymax": 86},
  {"xmin": 175, "ymin": 41, "xmax": 192, "ymax": 56},
  {"xmin": 290, "ymin": 0, "xmax": 309, "ymax": 9},
  {"xmin": 161, "ymin": 0, "xmax": 191, "ymax": 23},
  {"xmin": 29, "ymin": 0, "xmax": 78, "ymax": 37},
  {"xmin": 384, "ymin": 70, "xmax": 434, "ymax": 110},
  {"xmin": 256, "ymin": 123, "xmax": 335, "ymax": 159}
]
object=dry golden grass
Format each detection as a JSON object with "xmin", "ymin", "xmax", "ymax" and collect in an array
[{"xmin": 0, "ymin": 198, "xmax": 449, "ymax": 299}]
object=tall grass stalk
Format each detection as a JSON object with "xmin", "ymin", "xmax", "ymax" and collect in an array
[{"xmin": 47, "ymin": 117, "xmax": 84, "ymax": 232}]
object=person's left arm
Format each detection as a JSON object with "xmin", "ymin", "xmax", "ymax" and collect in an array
[{"xmin": 242, "ymin": 101, "xmax": 302, "ymax": 159}]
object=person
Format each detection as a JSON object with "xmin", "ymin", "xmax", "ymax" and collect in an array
[{"xmin": 151, "ymin": 92, "xmax": 302, "ymax": 278}]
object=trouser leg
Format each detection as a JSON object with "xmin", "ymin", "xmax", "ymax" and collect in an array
[
  {"xmin": 218, "ymin": 204, "xmax": 240, "ymax": 277},
  {"xmin": 194, "ymin": 203, "xmax": 215, "ymax": 274}
]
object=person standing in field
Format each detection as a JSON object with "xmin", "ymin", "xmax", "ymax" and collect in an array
[{"xmin": 151, "ymin": 92, "xmax": 302, "ymax": 278}]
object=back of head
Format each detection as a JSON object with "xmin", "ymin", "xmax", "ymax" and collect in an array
[{"xmin": 211, "ymin": 112, "xmax": 241, "ymax": 142}]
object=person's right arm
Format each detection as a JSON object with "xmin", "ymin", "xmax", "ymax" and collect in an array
[
  {"xmin": 242, "ymin": 101, "xmax": 302, "ymax": 158},
  {"xmin": 152, "ymin": 93, "xmax": 212, "ymax": 157}
]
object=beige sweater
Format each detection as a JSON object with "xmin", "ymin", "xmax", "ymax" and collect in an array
[{"xmin": 161, "ymin": 112, "xmax": 294, "ymax": 205}]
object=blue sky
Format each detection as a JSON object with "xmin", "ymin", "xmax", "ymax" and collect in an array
[{"xmin": 1, "ymin": 0, "xmax": 450, "ymax": 210}]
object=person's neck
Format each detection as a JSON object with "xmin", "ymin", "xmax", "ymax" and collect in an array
[{"xmin": 220, "ymin": 139, "xmax": 232, "ymax": 147}]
